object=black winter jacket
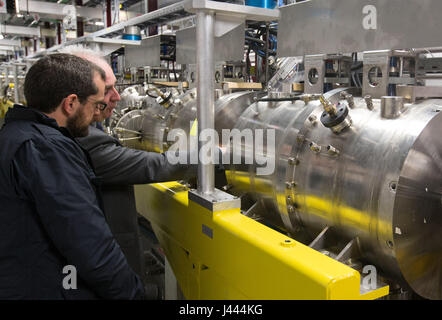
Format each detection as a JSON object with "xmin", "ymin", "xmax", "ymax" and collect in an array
[
  {"xmin": 78, "ymin": 125, "xmax": 198, "ymax": 185},
  {"xmin": 0, "ymin": 105, "xmax": 145, "ymax": 299},
  {"xmin": 77, "ymin": 126, "xmax": 201, "ymax": 280},
  {"xmin": 76, "ymin": 126, "xmax": 227, "ymax": 283}
]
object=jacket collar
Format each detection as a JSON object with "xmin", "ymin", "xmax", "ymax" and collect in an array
[{"xmin": 4, "ymin": 104, "xmax": 73, "ymax": 138}]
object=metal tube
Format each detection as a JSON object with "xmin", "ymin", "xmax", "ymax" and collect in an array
[
  {"xmin": 264, "ymin": 22, "xmax": 270, "ymax": 86},
  {"xmin": 399, "ymin": 57, "xmax": 404, "ymax": 77},
  {"xmin": 114, "ymin": 127, "xmax": 142, "ymax": 135},
  {"xmin": 196, "ymin": 10, "xmax": 215, "ymax": 195},
  {"xmin": 5, "ymin": 66, "xmax": 9, "ymax": 87},
  {"xmin": 13, "ymin": 65, "xmax": 19, "ymax": 103},
  {"xmin": 411, "ymin": 46, "xmax": 442, "ymax": 54},
  {"xmin": 119, "ymin": 137, "xmax": 142, "ymax": 142}
]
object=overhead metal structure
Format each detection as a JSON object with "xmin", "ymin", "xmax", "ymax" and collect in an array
[
  {"xmin": 15, "ymin": 0, "xmax": 103, "ymax": 20},
  {"xmin": 25, "ymin": 1, "xmax": 193, "ymax": 59},
  {"xmin": 0, "ymin": 25, "xmax": 40, "ymax": 37}
]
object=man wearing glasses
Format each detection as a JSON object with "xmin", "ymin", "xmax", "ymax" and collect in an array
[
  {"xmin": 59, "ymin": 48, "xmax": 193, "ymax": 296},
  {"xmin": 0, "ymin": 54, "xmax": 145, "ymax": 299},
  {"xmin": 63, "ymin": 48, "xmax": 225, "ymax": 298}
]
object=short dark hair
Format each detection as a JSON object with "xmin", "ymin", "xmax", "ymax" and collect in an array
[{"xmin": 24, "ymin": 53, "xmax": 106, "ymax": 113}]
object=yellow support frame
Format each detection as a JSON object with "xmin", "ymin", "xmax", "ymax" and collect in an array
[{"xmin": 135, "ymin": 182, "xmax": 389, "ymax": 300}]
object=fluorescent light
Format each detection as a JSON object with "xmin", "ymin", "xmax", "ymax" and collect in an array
[{"xmin": 95, "ymin": 21, "xmax": 104, "ymax": 26}]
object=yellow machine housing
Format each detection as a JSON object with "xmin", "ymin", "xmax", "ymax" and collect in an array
[{"xmin": 135, "ymin": 182, "xmax": 389, "ymax": 300}]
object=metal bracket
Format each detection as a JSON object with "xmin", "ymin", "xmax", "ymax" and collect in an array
[
  {"xmin": 336, "ymin": 238, "xmax": 361, "ymax": 263},
  {"xmin": 363, "ymin": 50, "xmax": 391, "ymax": 98},
  {"xmin": 309, "ymin": 226, "xmax": 334, "ymax": 251},
  {"xmin": 397, "ymin": 85, "xmax": 442, "ymax": 102},
  {"xmin": 188, "ymin": 189, "xmax": 241, "ymax": 212},
  {"xmin": 214, "ymin": 15, "xmax": 243, "ymax": 37},
  {"xmin": 183, "ymin": 0, "xmax": 280, "ymax": 21},
  {"xmin": 304, "ymin": 54, "xmax": 326, "ymax": 94}
]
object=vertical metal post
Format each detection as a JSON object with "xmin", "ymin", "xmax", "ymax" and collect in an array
[
  {"xmin": 196, "ymin": 10, "xmax": 215, "ymax": 195},
  {"xmin": 399, "ymin": 57, "xmax": 404, "ymax": 77},
  {"xmin": 338, "ymin": 58, "xmax": 341, "ymax": 78},
  {"xmin": 44, "ymin": 22, "xmax": 52, "ymax": 49},
  {"xmin": 112, "ymin": 0, "xmax": 120, "ymax": 25},
  {"xmin": 76, "ymin": 0, "xmax": 84, "ymax": 37},
  {"xmin": 13, "ymin": 65, "xmax": 19, "ymax": 103},
  {"xmin": 61, "ymin": 24, "xmax": 67, "ymax": 44},
  {"xmin": 56, "ymin": 22, "xmax": 61, "ymax": 45},
  {"xmin": 5, "ymin": 66, "xmax": 9, "ymax": 87},
  {"xmin": 264, "ymin": 22, "xmax": 270, "ymax": 86},
  {"xmin": 148, "ymin": 0, "xmax": 158, "ymax": 36},
  {"xmin": 106, "ymin": 0, "xmax": 112, "ymax": 27}
]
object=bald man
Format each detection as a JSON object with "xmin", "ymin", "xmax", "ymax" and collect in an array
[{"xmin": 59, "ymin": 48, "xmax": 200, "ymax": 296}]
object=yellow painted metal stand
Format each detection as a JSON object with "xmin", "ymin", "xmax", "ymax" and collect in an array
[{"xmin": 135, "ymin": 182, "xmax": 389, "ymax": 300}]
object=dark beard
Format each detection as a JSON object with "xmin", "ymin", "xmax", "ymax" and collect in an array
[{"xmin": 66, "ymin": 108, "xmax": 89, "ymax": 137}]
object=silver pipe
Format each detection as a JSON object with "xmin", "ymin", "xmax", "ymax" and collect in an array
[
  {"xmin": 119, "ymin": 137, "xmax": 142, "ymax": 142},
  {"xmin": 13, "ymin": 65, "xmax": 19, "ymax": 103},
  {"xmin": 399, "ymin": 57, "xmax": 404, "ymax": 77},
  {"xmin": 410, "ymin": 46, "xmax": 442, "ymax": 54},
  {"xmin": 196, "ymin": 10, "xmax": 215, "ymax": 195},
  {"xmin": 264, "ymin": 22, "xmax": 270, "ymax": 86},
  {"xmin": 114, "ymin": 127, "xmax": 142, "ymax": 135}
]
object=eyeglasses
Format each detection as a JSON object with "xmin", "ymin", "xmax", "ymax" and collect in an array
[
  {"xmin": 87, "ymin": 98, "xmax": 107, "ymax": 111},
  {"xmin": 96, "ymin": 102, "xmax": 108, "ymax": 111}
]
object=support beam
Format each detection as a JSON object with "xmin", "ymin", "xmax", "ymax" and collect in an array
[
  {"xmin": 184, "ymin": 0, "xmax": 279, "ymax": 196},
  {"xmin": 40, "ymin": 28, "xmax": 81, "ymax": 40},
  {"xmin": 1, "ymin": 25, "xmax": 40, "ymax": 37},
  {"xmin": 17, "ymin": 0, "xmax": 102, "ymax": 20},
  {"xmin": 196, "ymin": 10, "xmax": 215, "ymax": 195},
  {"xmin": 148, "ymin": 0, "xmax": 158, "ymax": 36},
  {"xmin": 56, "ymin": 23, "xmax": 62, "ymax": 46},
  {"xmin": 0, "ymin": 39, "xmax": 21, "ymax": 47},
  {"xmin": 13, "ymin": 65, "xmax": 19, "ymax": 103},
  {"xmin": 0, "ymin": 46, "xmax": 15, "ymax": 51},
  {"xmin": 76, "ymin": 0, "xmax": 84, "ymax": 38},
  {"xmin": 104, "ymin": 0, "xmax": 120, "ymax": 27}
]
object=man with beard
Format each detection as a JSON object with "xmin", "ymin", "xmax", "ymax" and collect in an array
[
  {"xmin": 71, "ymin": 50, "xmax": 197, "ymax": 288},
  {"xmin": 62, "ymin": 48, "xmax": 226, "ymax": 297},
  {"xmin": 0, "ymin": 54, "xmax": 145, "ymax": 299}
]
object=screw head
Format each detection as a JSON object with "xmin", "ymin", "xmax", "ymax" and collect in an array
[
  {"xmin": 285, "ymin": 181, "xmax": 297, "ymax": 189},
  {"xmin": 288, "ymin": 157, "xmax": 300, "ymax": 165}
]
